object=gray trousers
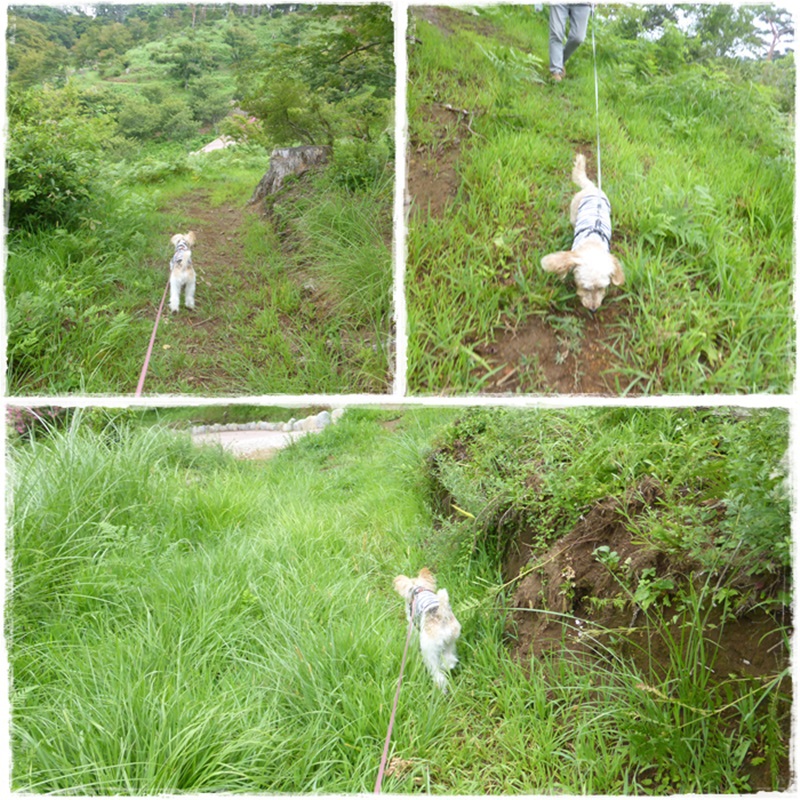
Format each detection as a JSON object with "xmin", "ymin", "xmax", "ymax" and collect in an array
[{"xmin": 549, "ymin": 4, "xmax": 591, "ymax": 75}]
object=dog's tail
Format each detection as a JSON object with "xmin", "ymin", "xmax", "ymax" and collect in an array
[{"xmin": 572, "ymin": 153, "xmax": 594, "ymax": 190}]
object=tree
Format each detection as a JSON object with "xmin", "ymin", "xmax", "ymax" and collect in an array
[
  {"xmin": 605, "ymin": 4, "xmax": 795, "ymax": 62},
  {"xmin": 236, "ymin": 5, "xmax": 394, "ymax": 147},
  {"xmin": 152, "ymin": 34, "xmax": 218, "ymax": 88},
  {"xmin": 73, "ymin": 22, "xmax": 134, "ymax": 64},
  {"xmin": 7, "ymin": 15, "xmax": 68, "ymax": 87},
  {"xmin": 762, "ymin": 7, "xmax": 794, "ymax": 61}
]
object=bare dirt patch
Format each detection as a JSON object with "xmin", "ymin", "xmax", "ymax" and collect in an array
[
  {"xmin": 411, "ymin": 5, "xmax": 508, "ymax": 43},
  {"xmin": 474, "ymin": 301, "xmax": 632, "ymax": 394},
  {"xmin": 407, "ymin": 103, "xmax": 469, "ymax": 219},
  {"xmin": 504, "ymin": 479, "xmax": 791, "ymax": 789}
]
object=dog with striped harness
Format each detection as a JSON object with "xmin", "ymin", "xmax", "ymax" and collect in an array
[
  {"xmin": 169, "ymin": 232, "xmax": 197, "ymax": 313},
  {"xmin": 541, "ymin": 153, "xmax": 624, "ymax": 313},
  {"xmin": 393, "ymin": 568, "xmax": 461, "ymax": 692}
]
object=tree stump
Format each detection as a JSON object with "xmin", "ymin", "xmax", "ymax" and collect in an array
[{"xmin": 248, "ymin": 145, "xmax": 332, "ymax": 205}]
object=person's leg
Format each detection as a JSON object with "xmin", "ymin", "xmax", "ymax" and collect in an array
[
  {"xmin": 549, "ymin": 5, "xmax": 569, "ymax": 75},
  {"xmin": 564, "ymin": 4, "xmax": 591, "ymax": 64}
]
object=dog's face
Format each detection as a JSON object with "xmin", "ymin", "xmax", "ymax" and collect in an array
[
  {"xmin": 541, "ymin": 244, "xmax": 624, "ymax": 313},
  {"xmin": 170, "ymin": 231, "xmax": 196, "ymax": 249}
]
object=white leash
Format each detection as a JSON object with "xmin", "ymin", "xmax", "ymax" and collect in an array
[{"xmin": 590, "ymin": 5, "xmax": 602, "ymax": 191}]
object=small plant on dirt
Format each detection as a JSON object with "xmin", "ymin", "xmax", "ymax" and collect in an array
[
  {"xmin": 548, "ymin": 314, "xmax": 585, "ymax": 364},
  {"xmin": 593, "ymin": 545, "xmax": 622, "ymax": 572},
  {"xmin": 631, "ymin": 567, "xmax": 676, "ymax": 612}
]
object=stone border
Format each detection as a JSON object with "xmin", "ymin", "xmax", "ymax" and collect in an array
[{"xmin": 191, "ymin": 408, "xmax": 345, "ymax": 436}]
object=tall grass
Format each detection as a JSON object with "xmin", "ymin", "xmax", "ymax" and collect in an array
[
  {"xmin": 406, "ymin": 6, "xmax": 794, "ymax": 393},
  {"xmin": 8, "ymin": 408, "xmax": 790, "ymax": 793}
]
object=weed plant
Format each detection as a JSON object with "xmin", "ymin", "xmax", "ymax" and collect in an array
[{"xmin": 7, "ymin": 408, "xmax": 790, "ymax": 793}]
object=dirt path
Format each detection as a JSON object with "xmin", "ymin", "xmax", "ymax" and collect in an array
[{"xmin": 139, "ymin": 190, "xmax": 262, "ymax": 394}]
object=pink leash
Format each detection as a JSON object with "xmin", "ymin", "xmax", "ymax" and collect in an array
[
  {"xmin": 135, "ymin": 278, "xmax": 170, "ymax": 397},
  {"xmin": 374, "ymin": 601, "xmax": 416, "ymax": 794}
]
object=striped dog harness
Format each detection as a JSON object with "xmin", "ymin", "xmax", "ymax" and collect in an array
[
  {"xmin": 170, "ymin": 241, "xmax": 190, "ymax": 271},
  {"xmin": 411, "ymin": 586, "xmax": 440, "ymax": 626},
  {"xmin": 572, "ymin": 190, "xmax": 612, "ymax": 251}
]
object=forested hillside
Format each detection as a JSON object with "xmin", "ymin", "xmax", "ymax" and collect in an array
[
  {"xmin": 6, "ymin": 4, "xmax": 395, "ymax": 394},
  {"xmin": 406, "ymin": 4, "xmax": 794, "ymax": 394}
]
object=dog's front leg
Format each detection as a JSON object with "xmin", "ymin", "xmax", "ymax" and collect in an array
[{"xmin": 420, "ymin": 631, "xmax": 449, "ymax": 691}]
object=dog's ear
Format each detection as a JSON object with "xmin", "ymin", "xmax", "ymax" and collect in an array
[
  {"xmin": 418, "ymin": 567, "xmax": 436, "ymax": 589},
  {"xmin": 541, "ymin": 251, "xmax": 579, "ymax": 279},
  {"xmin": 170, "ymin": 234, "xmax": 182, "ymax": 246},
  {"xmin": 610, "ymin": 256, "xmax": 625, "ymax": 286},
  {"xmin": 185, "ymin": 231, "xmax": 196, "ymax": 246},
  {"xmin": 393, "ymin": 575, "xmax": 412, "ymax": 596}
]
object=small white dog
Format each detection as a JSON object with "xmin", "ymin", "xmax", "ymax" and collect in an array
[
  {"xmin": 541, "ymin": 153, "xmax": 624, "ymax": 313},
  {"xmin": 169, "ymin": 232, "xmax": 197, "ymax": 312},
  {"xmin": 393, "ymin": 568, "xmax": 461, "ymax": 692}
]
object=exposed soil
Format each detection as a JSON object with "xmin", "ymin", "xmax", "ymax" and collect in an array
[
  {"xmin": 473, "ymin": 302, "xmax": 630, "ymax": 394},
  {"xmin": 503, "ymin": 478, "xmax": 792, "ymax": 790},
  {"xmin": 412, "ymin": 5, "xmax": 508, "ymax": 43},
  {"xmin": 407, "ymin": 103, "xmax": 468, "ymax": 219}
]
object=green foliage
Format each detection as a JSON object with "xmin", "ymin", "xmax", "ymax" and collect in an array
[
  {"xmin": 715, "ymin": 412, "xmax": 791, "ymax": 574},
  {"xmin": 6, "ymin": 85, "xmax": 120, "ymax": 229},
  {"xmin": 116, "ymin": 91, "xmax": 197, "ymax": 140},
  {"xmin": 7, "ymin": 410, "xmax": 791, "ymax": 793},
  {"xmin": 7, "ymin": 14, "xmax": 69, "ymax": 87},
  {"xmin": 151, "ymin": 33, "xmax": 222, "ymax": 88},
  {"xmin": 187, "ymin": 74, "xmax": 232, "ymax": 124},
  {"xmin": 73, "ymin": 21, "xmax": 134, "ymax": 63},
  {"xmin": 427, "ymin": 407, "xmax": 791, "ymax": 580},
  {"xmin": 236, "ymin": 5, "xmax": 393, "ymax": 146},
  {"xmin": 407, "ymin": 5, "xmax": 794, "ymax": 394},
  {"xmin": 329, "ymin": 137, "xmax": 392, "ymax": 191}
]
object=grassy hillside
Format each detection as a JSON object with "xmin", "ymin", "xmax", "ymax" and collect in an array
[
  {"xmin": 6, "ymin": 6, "xmax": 394, "ymax": 395},
  {"xmin": 8, "ymin": 407, "xmax": 791, "ymax": 793},
  {"xmin": 406, "ymin": 6, "xmax": 794, "ymax": 394}
]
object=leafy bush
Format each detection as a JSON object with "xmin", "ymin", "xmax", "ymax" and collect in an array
[
  {"xmin": 330, "ymin": 137, "xmax": 392, "ymax": 191},
  {"xmin": 6, "ymin": 406, "xmax": 67, "ymax": 440},
  {"xmin": 6, "ymin": 86, "xmax": 119, "ymax": 230},
  {"xmin": 187, "ymin": 74, "xmax": 232, "ymax": 124},
  {"xmin": 116, "ymin": 94, "xmax": 197, "ymax": 140}
]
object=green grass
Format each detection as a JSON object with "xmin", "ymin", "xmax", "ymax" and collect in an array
[
  {"xmin": 6, "ymin": 144, "xmax": 393, "ymax": 395},
  {"xmin": 406, "ymin": 6, "xmax": 794, "ymax": 394},
  {"xmin": 7, "ymin": 407, "xmax": 790, "ymax": 793}
]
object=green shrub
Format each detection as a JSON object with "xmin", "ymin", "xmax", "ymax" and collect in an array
[
  {"xmin": 6, "ymin": 86, "xmax": 118, "ymax": 229},
  {"xmin": 330, "ymin": 137, "xmax": 392, "ymax": 191},
  {"xmin": 116, "ymin": 94, "xmax": 198, "ymax": 141},
  {"xmin": 187, "ymin": 74, "xmax": 232, "ymax": 124}
]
